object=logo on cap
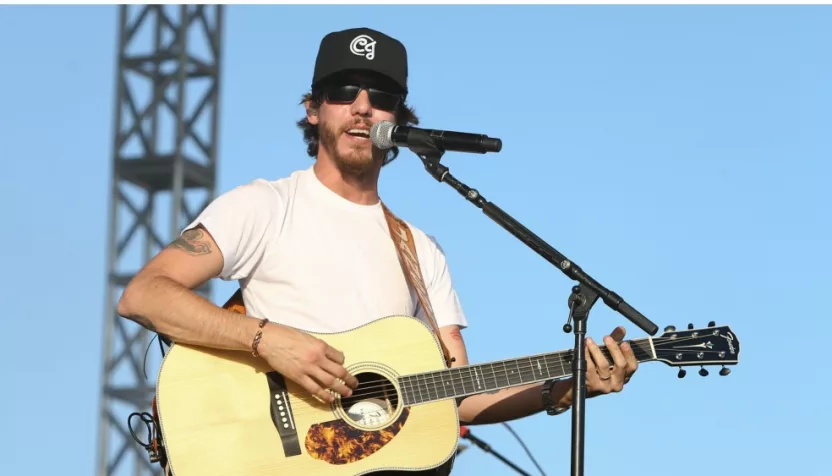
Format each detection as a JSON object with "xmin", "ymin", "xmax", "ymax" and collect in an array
[{"xmin": 349, "ymin": 34, "xmax": 376, "ymax": 60}]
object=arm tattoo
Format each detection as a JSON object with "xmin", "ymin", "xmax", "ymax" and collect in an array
[
  {"xmin": 167, "ymin": 228, "xmax": 212, "ymax": 255},
  {"xmin": 448, "ymin": 328, "xmax": 463, "ymax": 341}
]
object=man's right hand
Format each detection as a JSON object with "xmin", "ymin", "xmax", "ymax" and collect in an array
[{"xmin": 258, "ymin": 324, "xmax": 359, "ymax": 403}]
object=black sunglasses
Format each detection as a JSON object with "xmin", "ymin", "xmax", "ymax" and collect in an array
[{"xmin": 321, "ymin": 84, "xmax": 403, "ymax": 112}]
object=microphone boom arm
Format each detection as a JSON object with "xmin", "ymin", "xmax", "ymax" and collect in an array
[{"xmin": 410, "ymin": 144, "xmax": 658, "ymax": 336}]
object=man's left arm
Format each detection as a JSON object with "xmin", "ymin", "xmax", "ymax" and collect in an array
[{"xmin": 440, "ymin": 326, "xmax": 639, "ymax": 425}]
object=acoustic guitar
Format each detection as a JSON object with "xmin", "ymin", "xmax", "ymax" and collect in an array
[{"xmin": 155, "ymin": 291, "xmax": 741, "ymax": 475}]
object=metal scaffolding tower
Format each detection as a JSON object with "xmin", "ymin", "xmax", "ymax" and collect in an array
[{"xmin": 96, "ymin": 5, "xmax": 224, "ymax": 475}]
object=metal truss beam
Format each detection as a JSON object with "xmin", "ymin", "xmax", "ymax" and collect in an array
[{"xmin": 96, "ymin": 5, "xmax": 223, "ymax": 475}]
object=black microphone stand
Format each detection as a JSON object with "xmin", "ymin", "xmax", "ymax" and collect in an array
[
  {"xmin": 461, "ymin": 428, "xmax": 533, "ymax": 476},
  {"xmin": 407, "ymin": 143, "xmax": 659, "ymax": 476}
]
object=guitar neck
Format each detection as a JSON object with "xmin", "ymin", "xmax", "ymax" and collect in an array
[{"xmin": 398, "ymin": 337, "xmax": 656, "ymax": 406}]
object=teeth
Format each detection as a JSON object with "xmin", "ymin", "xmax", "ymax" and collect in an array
[{"xmin": 348, "ymin": 129, "xmax": 369, "ymax": 136}]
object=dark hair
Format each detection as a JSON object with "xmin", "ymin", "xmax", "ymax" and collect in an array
[{"xmin": 296, "ymin": 89, "xmax": 419, "ymax": 166}]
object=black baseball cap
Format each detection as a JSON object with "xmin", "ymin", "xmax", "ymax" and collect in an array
[{"xmin": 311, "ymin": 27, "xmax": 408, "ymax": 94}]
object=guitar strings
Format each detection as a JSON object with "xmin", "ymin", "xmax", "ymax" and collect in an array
[
  {"xmin": 282, "ymin": 346, "xmax": 734, "ymax": 420},
  {"xmin": 300, "ymin": 333, "xmax": 734, "ymax": 404},
  {"xmin": 335, "ymin": 333, "xmax": 728, "ymax": 397},
  {"xmin": 333, "ymin": 348, "xmax": 726, "ymax": 398},
  {"xmin": 337, "ymin": 349, "xmax": 731, "ymax": 402},
  {"xmin": 283, "ymin": 347, "xmax": 733, "ymax": 418},
  {"xmin": 265, "ymin": 333, "xmax": 735, "ymax": 421}
]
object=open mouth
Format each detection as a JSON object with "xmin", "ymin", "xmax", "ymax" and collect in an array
[{"xmin": 345, "ymin": 128, "xmax": 371, "ymax": 141}]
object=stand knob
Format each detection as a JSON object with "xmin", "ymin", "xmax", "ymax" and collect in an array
[
  {"xmin": 664, "ymin": 325, "xmax": 676, "ymax": 332},
  {"xmin": 699, "ymin": 367, "xmax": 709, "ymax": 377},
  {"xmin": 719, "ymin": 366, "xmax": 731, "ymax": 376},
  {"xmin": 677, "ymin": 369, "xmax": 686, "ymax": 378},
  {"xmin": 563, "ymin": 296, "xmax": 577, "ymax": 334}
]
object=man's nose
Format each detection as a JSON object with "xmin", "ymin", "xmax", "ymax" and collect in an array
[{"xmin": 351, "ymin": 89, "xmax": 372, "ymax": 115}]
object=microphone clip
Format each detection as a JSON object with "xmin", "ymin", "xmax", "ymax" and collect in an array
[{"xmin": 412, "ymin": 142, "xmax": 449, "ymax": 183}]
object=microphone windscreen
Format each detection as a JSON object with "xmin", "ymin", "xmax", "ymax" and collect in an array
[{"xmin": 370, "ymin": 121, "xmax": 396, "ymax": 149}]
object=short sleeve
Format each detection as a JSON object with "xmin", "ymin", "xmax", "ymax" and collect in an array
[
  {"xmin": 414, "ymin": 232, "xmax": 469, "ymax": 329},
  {"xmin": 182, "ymin": 179, "xmax": 281, "ymax": 281}
]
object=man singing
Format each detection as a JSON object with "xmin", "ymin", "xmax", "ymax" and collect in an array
[{"xmin": 118, "ymin": 27, "xmax": 639, "ymax": 475}]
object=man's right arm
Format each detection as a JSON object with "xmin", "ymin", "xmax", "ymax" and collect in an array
[
  {"xmin": 117, "ymin": 224, "xmax": 263, "ymax": 352},
  {"xmin": 116, "ymin": 179, "xmax": 359, "ymax": 402}
]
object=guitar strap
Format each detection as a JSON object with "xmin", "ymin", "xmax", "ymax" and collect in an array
[{"xmin": 381, "ymin": 202, "xmax": 453, "ymax": 366}]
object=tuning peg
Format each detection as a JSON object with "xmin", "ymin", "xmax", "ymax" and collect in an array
[
  {"xmin": 708, "ymin": 321, "xmax": 716, "ymax": 327},
  {"xmin": 677, "ymin": 369, "xmax": 686, "ymax": 378},
  {"xmin": 664, "ymin": 325, "xmax": 676, "ymax": 332},
  {"xmin": 687, "ymin": 323, "xmax": 694, "ymax": 330},
  {"xmin": 719, "ymin": 366, "xmax": 731, "ymax": 376},
  {"xmin": 699, "ymin": 367, "xmax": 709, "ymax": 377}
]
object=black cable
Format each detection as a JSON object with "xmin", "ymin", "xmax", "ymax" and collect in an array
[
  {"xmin": 501, "ymin": 422, "xmax": 547, "ymax": 476},
  {"xmin": 142, "ymin": 332, "xmax": 170, "ymax": 380},
  {"xmin": 142, "ymin": 333, "xmax": 159, "ymax": 381},
  {"xmin": 127, "ymin": 411, "xmax": 163, "ymax": 463},
  {"xmin": 127, "ymin": 411, "xmax": 156, "ymax": 450}
]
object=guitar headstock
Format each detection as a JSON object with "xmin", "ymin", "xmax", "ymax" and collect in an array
[{"xmin": 654, "ymin": 321, "xmax": 740, "ymax": 378}]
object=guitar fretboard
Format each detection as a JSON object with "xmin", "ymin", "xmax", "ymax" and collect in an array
[{"xmin": 398, "ymin": 338, "xmax": 654, "ymax": 406}]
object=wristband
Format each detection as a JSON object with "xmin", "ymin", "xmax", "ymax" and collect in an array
[{"xmin": 541, "ymin": 379, "xmax": 570, "ymax": 415}]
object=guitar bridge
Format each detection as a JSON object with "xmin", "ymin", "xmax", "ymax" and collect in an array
[{"xmin": 266, "ymin": 372, "xmax": 302, "ymax": 457}]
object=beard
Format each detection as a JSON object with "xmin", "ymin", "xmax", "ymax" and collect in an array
[{"xmin": 319, "ymin": 119, "xmax": 379, "ymax": 179}]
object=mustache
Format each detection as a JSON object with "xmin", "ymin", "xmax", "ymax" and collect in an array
[{"xmin": 341, "ymin": 120, "xmax": 372, "ymax": 132}]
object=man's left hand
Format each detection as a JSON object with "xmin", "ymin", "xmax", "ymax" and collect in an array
[{"xmin": 585, "ymin": 326, "xmax": 638, "ymax": 396}]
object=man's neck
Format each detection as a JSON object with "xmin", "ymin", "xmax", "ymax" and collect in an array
[{"xmin": 313, "ymin": 159, "xmax": 381, "ymax": 206}]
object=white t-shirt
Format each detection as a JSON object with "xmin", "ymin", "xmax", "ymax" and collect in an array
[{"xmin": 183, "ymin": 166, "xmax": 468, "ymax": 333}]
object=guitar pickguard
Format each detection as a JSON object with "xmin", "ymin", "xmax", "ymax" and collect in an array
[{"xmin": 304, "ymin": 407, "xmax": 411, "ymax": 465}]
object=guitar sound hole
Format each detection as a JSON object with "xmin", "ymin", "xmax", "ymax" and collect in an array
[{"xmin": 340, "ymin": 371, "xmax": 399, "ymax": 429}]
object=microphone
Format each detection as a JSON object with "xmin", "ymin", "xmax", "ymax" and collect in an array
[{"xmin": 370, "ymin": 120, "xmax": 502, "ymax": 154}]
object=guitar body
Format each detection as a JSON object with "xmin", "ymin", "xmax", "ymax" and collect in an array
[{"xmin": 156, "ymin": 295, "xmax": 459, "ymax": 476}]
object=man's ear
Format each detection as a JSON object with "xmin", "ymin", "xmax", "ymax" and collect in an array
[{"xmin": 305, "ymin": 100, "xmax": 319, "ymax": 125}]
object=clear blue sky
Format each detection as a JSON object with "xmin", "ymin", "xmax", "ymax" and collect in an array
[{"xmin": 1, "ymin": 4, "xmax": 829, "ymax": 476}]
